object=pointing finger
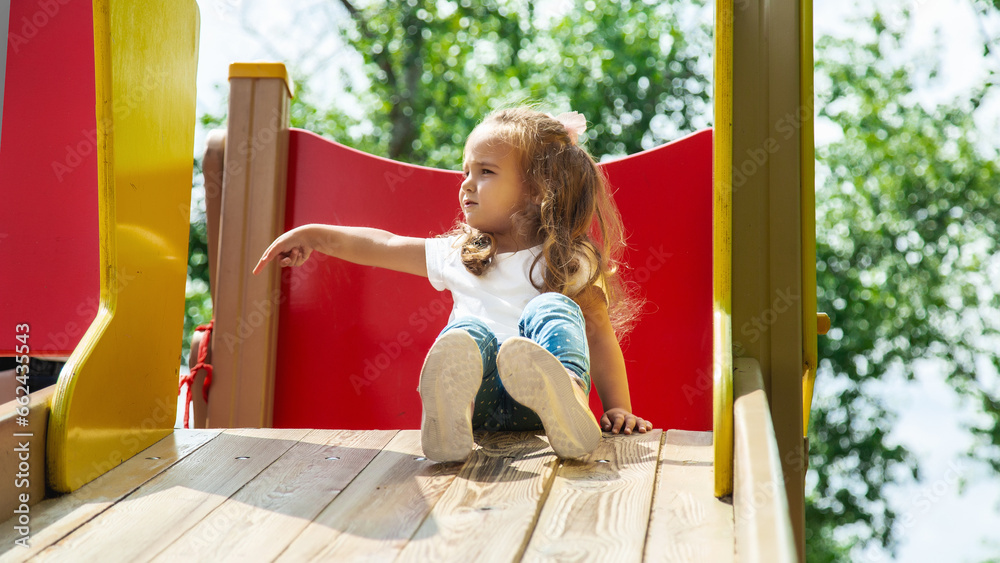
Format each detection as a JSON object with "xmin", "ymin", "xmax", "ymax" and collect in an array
[{"xmin": 252, "ymin": 250, "xmax": 272, "ymax": 275}]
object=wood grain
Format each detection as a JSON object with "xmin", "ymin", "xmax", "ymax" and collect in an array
[
  {"xmin": 276, "ymin": 430, "xmax": 461, "ymax": 562},
  {"xmin": 522, "ymin": 430, "xmax": 662, "ymax": 563},
  {"xmin": 30, "ymin": 429, "xmax": 308, "ymax": 562},
  {"xmin": 0, "ymin": 429, "xmax": 219, "ymax": 561},
  {"xmin": 151, "ymin": 430, "xmax": 396, "ymax": 562},
  {"xmin": 0, "ymin": 428, "xmax": 750, "ymax": 561},
  {"xmin": 396, "ymin": 431, "xmax": 558, "ymax": 562},
  {"xmin": 644, "ymin": 430, "xmax": 734, "ymax": 562}
]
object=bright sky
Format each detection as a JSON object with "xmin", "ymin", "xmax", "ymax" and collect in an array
[{"xmin": 191, "ymin": 1, "xmax": 1000, "ymax": 561}]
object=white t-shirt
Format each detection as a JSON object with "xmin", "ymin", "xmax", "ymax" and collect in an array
[{"xmin": 425, "ymin": 236, "xmax": 544, "ymax": 342}]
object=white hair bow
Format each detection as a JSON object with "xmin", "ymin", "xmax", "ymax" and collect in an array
[{"xmin": 549, "ymin": 111, "xmax": 587, "ymax": 144}]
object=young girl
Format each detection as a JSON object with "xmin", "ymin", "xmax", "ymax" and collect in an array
[{"xmin": 253, "ymin": 107, "xmax": 652, "ymax": 462}]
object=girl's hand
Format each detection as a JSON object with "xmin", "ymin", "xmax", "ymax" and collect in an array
[
  {"xmin": 253, "ymin": 226, "xmax": 315, "ymax": 275},
  {"xmin": 601, "ymin": 408, "xmax": 653, "ymax": 435}
]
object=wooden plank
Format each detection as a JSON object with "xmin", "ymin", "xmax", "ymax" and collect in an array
[
  {"xmin": 151, "ymin": 430, "xmax": 397, "ymax": 562},
  {"xmin": 396, "ymin": 431, "xmax": 559, "ymax": 562},
  {"xmin": 0, "ymin": 429, "xmax": 219, "ymax": 560},
  {"xmin": 0, "ymin": 386, "xmax": 54, "ymax": 521},
  {"xmin": 276, "ymin": 430, "xmax": 461, "ymax": 562},
  {"xmin": 32, "ymin": 429, "xmax": 308, "ymax": 561},
  {"xmin": 522, "ymin": 430, "xmax": 662, "ymax": 563},
  {"xmin": 645, "ymin": 430, "xmax": 734, "ymax": 562},
  {"xmin": 733, "ymin": 359, "xmax": 797, "ymax": 563}
]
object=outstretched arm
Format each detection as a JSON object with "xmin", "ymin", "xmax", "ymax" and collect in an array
[
  {"xmin": 575, "ymin": 286, "xmax": 653, "ymax": 435},
  {"xmin": 252, "ymin": 224, "xmax": 428, "ymax": 277}
]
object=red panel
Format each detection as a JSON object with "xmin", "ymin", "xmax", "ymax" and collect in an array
[
  {"xmin": 275, "ymin": 128, "xmax": 713, "ymax": 431},
  {"xmin": 600, "ymin": 129, "xmax": 714, "ymax": 431},
  {"xmin": 0, "ymin": 1, "xmax": 99, "ymax": 356},
  {"xmin": 275, "ymin": 130, "xmax": 459, "ymax": 429}
]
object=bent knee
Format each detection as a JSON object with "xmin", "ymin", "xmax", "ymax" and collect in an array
[{"xmin": 521, "ymin": 293, "xmax": 584, "ymax": 326}]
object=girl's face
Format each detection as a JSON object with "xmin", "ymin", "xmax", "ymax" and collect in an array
[{"xmin": 461, "ymin": 128, "xmax": 531, "ymax": 252}]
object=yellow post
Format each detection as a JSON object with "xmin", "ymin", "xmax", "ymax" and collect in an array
[
  {"xmin": 713, "ymin": 0, "xmax": 735, "ymax": 498},
  {"xmin": 800, "ymin": 0, "xmax": 818, "ymax": 437},
  {"xmin": 47, "ymin": 0, "xmax": 200, "ymax": 492}
]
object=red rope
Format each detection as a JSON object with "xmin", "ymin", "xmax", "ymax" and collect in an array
[{"xmin": 179, "ymin": 320, "xmax": 214, "ymax": 429}]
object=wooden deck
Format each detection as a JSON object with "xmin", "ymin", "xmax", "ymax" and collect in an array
[{"xmin": 1, "ymin": 429, "xmax": 734, "ymax": 562}]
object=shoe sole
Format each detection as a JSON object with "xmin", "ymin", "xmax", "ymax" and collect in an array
[
  {"xmin": 418, "ymin": 330, "xmax": 483, "ymax": 462},
  {"xmin": 497, "ymin": 337, "xmax": 600, "ymax": 459}
]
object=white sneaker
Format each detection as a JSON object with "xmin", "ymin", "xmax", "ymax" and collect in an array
[
  {"xmin": 497, "ymin": 337, "xmax": 601, "ymax": 459},
  {"xmin": 418, "ymin": 330, "xmax": 483, "ymax": 462}
]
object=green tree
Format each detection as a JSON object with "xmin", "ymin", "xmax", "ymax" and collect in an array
[
  {"xmin": 807, "ymin": 4, "xmax": 1000, "ymax": 560},
  {"xmin": 287, "ymin": 0, "xmax": 713, "ymax": 167}
]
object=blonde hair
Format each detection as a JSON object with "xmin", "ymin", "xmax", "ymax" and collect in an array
[{"xmin": 453, "ymin": 107, "xmax": 640, "ymax": 335}]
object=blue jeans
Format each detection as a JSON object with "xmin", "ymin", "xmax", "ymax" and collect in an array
[{"xmin": 437, "ymin": 293, "xmax": 591, "ymax": 431}]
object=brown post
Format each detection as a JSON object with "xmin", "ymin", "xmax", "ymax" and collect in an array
[
  {"xmin": 203, "ymin": 130, "xmax": 226, "ymax": 309},
  {"xmin": 0, "ymin": 387, "xmax": 54, "ymax": 515},
  {"xmin": 189, "ymin": 130, "xmax": 225, "ymax": 428},
  {"xmin": 207, "ymin": 63, "xmax": 292, "ymax": 428},
  {"xmin": 732, "ymin": 0, "xmax": 806, "ymax": 558}
]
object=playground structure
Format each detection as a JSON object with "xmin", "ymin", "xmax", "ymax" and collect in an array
[{"xmin": 0, "ymin": 0, "xmax": 826, "ymax": 560}]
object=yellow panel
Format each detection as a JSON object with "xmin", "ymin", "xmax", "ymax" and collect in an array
[
  {"xmin": 713, "ymin": 0, "xmax": 735, "ymax": 498},
  {"xmin": 228, "ymin": 62, "xmax": 295, "ymax": 97},
  {"xmin": 800, "ymin": 0, "xmax": 817, "ymax": 437},
  {"xmin": 47, "ymin": 0, "xmax": 200, "ymax": 492}
]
